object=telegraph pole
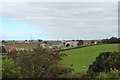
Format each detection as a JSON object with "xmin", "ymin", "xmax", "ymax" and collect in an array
[{"xmin": 29, "ymin": 34, "xmax": 32, "ymax": 40}]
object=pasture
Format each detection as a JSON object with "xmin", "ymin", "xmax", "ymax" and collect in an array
[{"xmin": 60, "ymin": 44, "xmax": 119, "ymax": 73}]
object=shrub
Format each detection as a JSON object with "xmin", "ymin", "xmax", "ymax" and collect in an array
[
  {"xmin": 70, "ymin": 72, "xmax": 86, "ymax": 78},
  {"xmin": 2, "ymin": 58, "xmax": 22, "ymax": 78},
  {"xmin": 86, "ymin": 52, "xmax": 120, "ymax": 78},
  {"xmin": 96, "ymin": 69, "xmax": 120, "ymax": 78},
  {"xmin": 0, "ymin": 46, "xmax": 7, "ymax": 54},
  {"xmin": 7, "ymin": 46, "xmax": 73, "ymax": 78},
  {"xmin": 77, "ymin": 40, "xmax": 83, "ymax": 46}
]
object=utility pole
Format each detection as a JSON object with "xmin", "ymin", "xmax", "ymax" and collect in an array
[{"xmin": 29, "ymin": 34, "xmax": 32, "ymax": 40}]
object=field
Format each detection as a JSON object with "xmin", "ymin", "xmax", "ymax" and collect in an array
[
  {"xmin": 60, "ymin": 44, "xmax": 119, "ymax": 73},
  {"xmin": 60, "ymin": 45, "xmax": 72, "ymax": 49}
]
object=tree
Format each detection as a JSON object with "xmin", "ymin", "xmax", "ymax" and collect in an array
[
  {"xmin": 2, "ymin": 58, "xmax": 22, "ymax": 78},
  {"xmin": 86, "ymin": 52, "xmax": 120, "ymax": 78},
  {"xmin": 2, "ymin": 40, "xmax": 6, "ymax": 43},
  {"xmin": 43, "ymin": 41, "xmax": 48, "ymax": 44},
  {"xmin": 38, "ymin": 39, "xmax": 42, "ymax": 42},
  {"xmin": 109, "ymin": 37, "xmax": 118, "ymax": 43},
  {"xmin": 7, "ymin": 46, "xmax": 73, "ymax": 78},
  {"xmin": 102, "ymin": 37, "xmax": 119, "ymax": 44},
  {"xmin": 2, "ymin": 46, "xmax": 7, "ymax": 54},
  {"xmin": 91, "ymin": 40, "xmax": 95, "ymax": 44},
  {"xmin": 77, "ymin": 40, "xmax": 83, "ymax": 46},
  {"xmin": 102, "ymin": 38, "xmax": 110, "ymax": 44},
  {"xmin": 72, "ymin": 39, "xmax": 75, "ymax": 41}
]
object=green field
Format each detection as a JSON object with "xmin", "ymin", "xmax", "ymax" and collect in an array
[
  {"xmin": 60, "ymin": 46, "xmax": 73, "ymax": 49},
  {"xmin": 60, "ymin": 44, "xmax": 119, "ymax": 73}
]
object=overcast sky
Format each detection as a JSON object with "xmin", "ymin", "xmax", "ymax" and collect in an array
[{"xmin": 0, "ymin": 2, "xmax": 118, "ymax": 40}]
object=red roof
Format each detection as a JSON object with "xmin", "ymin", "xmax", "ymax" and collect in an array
[{"xmin": 10, "ymin": 47, "xmax": 16, "ymax": 50}]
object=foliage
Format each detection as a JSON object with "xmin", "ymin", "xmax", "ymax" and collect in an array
[
  {"xmin": 43, "ymin": 41, "xmax": 48, "ymax": 44},
  {"xmin": 72, "ymin": 39, "xmax": 75, "ymax": 41},
  {"xmin": 91, "ymin": 40, "xmax": 95, "ymax": 44},
  {"xmin": 2, "ymin": 40, "xmax": 7, "ymax": 43},
  {"xmin": 7, "ymin": 46, "xmax": 73, "ymax": 78},
  {"xmin": 86, "ymin": 52, "xmax": 120, "ymax": 78},
  {"xmin": 37, "ymin": 39, "xmax": 42, "ymax": 42},
  {"xmin": 77, "ymin": 40, "xmax": 83, "ymax": 46},
  {"xmin": 2, "ymin": 58, "xmax": 22, "ymax": 78},
  {"xmin": 102, "ymin": 37, "xmax": 120, "ymax": 44},
  {"xmin": 6, "ymin": 40, "xmax": 19, "ymax": 43},
  {"xmin": 96, "ymin": 69, "xmax": 120, "ymax": 78},
  {"xmin": 70, "ymin": 72, "xmax": 86, "ymax": 78},
  {"xmin": 0, "ymin": 46, "xmax": 7, "ymax": 53}
]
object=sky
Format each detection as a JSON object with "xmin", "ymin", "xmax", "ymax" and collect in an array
[{"xmin": 0, "ymin": 2, "xmax": 118, "ymax": 40}]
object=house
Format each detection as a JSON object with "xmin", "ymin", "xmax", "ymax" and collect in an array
[
  {"xmin": 2, "ymin": 42, "xmax": 43, "ymax": 52},
  {"xmin": 64, "ymin": 41, "xmax": 78, "ymax": 47},
  {"xmin": 25, "ymin": 40, "xmax": 39, "ymax": 43},
  {"xmin": 83, "ymin": 40, "xmax": 92, "ymax": 45},
  {"xmin": 41, "ymin": 41, "xmax": 62, "ymax": 48},
  {"xmin": 83, "ymin": 40, "xmax": 100, "ymax": 45}
]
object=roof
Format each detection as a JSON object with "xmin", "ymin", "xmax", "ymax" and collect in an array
[{"xmin": 47, "ymin": 41, "xmax": 62, "ymax": 46}]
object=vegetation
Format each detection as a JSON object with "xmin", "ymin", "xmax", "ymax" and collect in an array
[
  {"xmin": 2, "ymin": 58, "xmax": 22, "ymax": 78},
  {"xmin": 102, "ymin": 37, "xmax": 120, "ymax": 44},
  {"xmin": 37, "ymin": 39, "xmax": 43, "ymax": 42},
  {"xmin": 3, "ymin": 46, "xmax": 73, "ymax": 78},
  {"xmin": 1, "ymin": 37, "xmax": 120, "ymax": 78},
  {"xmin": 96, "ymin": 69, "xmax": 120, "ymax": 78},
  {"xmin": 86, "ymin": 52, "xmax": 120, "ymax": 78},
  {"xmin": 2, "ymin": 40, "xmax": 7, "ymax": 43},
  {"xmin": 77, "ymin": 40, "xmax": 83, "ymax": 46},
  {"xmin": 0, "ymin": 46, "xmax": 7, "ymax": 54},
  {"xmin": 60, "ymin": 46, "xmax": 72, "ymax": 49},
  {"xmin": 60, "ymin": 44, "xmax": 119, "ymax": 73}
]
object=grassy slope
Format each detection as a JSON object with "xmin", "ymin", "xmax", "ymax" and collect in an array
[{"xmin": 60, "ymin": 44, "xmax": 119, "ymax": 73}]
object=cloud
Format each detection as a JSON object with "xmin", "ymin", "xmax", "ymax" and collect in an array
[
  {"xmin": 0, "ymin": 0, "xmax": 119, "ymax": 2},
  {"xmin": 1, "ymin": 2, "xmax": 118, "ymax": 40}
]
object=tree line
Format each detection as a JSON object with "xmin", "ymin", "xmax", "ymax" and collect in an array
[{"xmin": 102, "ymin": 37, "xmax": 120, "ymax": 44}]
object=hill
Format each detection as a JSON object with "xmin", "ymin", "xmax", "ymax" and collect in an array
[{"xmin": 60, "ymin": 44, "xmax": 119, "ymax": 73}]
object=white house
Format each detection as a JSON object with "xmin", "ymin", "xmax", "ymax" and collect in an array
[
  {"xmin": 65, "ymin": 41, "xmax": 78, "ymax": 47},
  {"xmin": 41, "ymin": 41, "xmax": 63, "ymax": 48}
]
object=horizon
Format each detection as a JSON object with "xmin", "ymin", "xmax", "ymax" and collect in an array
[{"xmin": 1, "ymin": 36, "xmax": 119, "ymax": 41}]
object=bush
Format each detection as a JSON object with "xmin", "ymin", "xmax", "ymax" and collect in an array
[
  {"xmin": 70, "ymin": 72, "xmax": 86, "ymax": 78},
  {"xmin": 0, "ymin": 46, "xmax": 7, "ymax": 54},
  {"xmin": 77, "ymin": 40, "xmax": 83, "ymax": 46},
  {"xmin": 7, "ymin": 46, "xmax": 73, "ymax": 78},
  {"xmin": 86, "ymin": 52, "xmax": 120, "ymax": 78},
  {"xmin": 2, "ymin": 58, "xmax": 22, "ymax": 78},
  {"xmin": 96, "ymin": 69, "xmax": 120, "ymax": 78},
  {"xmin": 102, "ymin": 37, "xmax": 119, "ymax": 44}
]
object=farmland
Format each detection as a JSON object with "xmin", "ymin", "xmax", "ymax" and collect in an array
[{"xmin": 60, "ymin": 44, "xmax": 119, "ymax": 73}]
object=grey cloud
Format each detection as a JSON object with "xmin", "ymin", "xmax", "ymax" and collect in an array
[{"xmin": 1, "ymin": 2, "xmax": 118, "ymax": 39}]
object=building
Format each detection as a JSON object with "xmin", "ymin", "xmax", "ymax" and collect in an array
[
  {"xmin": 41, "ymin": 41, "xmax": 62, "ymax": 48},
  {"xmin": 64, "ymin": 41, "xmax": 78, "ymax": 47},
  {"xmin": 83, "ymin": 40, "xmax": 92, "ymax": 45}
]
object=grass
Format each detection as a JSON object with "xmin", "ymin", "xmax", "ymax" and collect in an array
[
  {"xmin": 60, "ymin": 45, "xmax": 73, "ymax": 49},
  {"xmin": 60, "ymin": 44, "xmax": 119, "ymax": 73}
]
